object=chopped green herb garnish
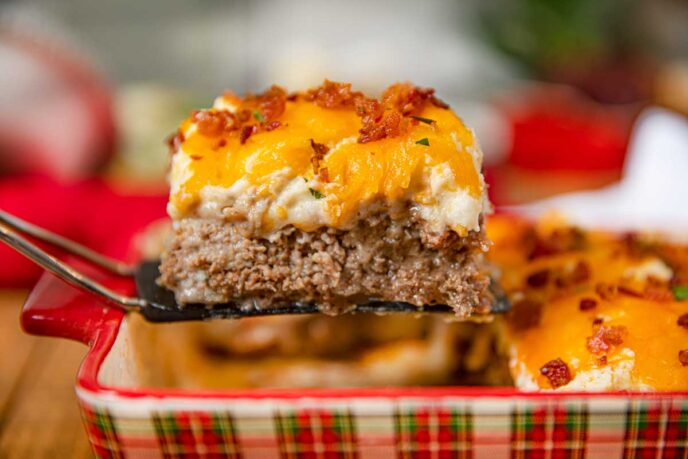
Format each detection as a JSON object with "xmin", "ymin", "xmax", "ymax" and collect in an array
[
  {"xmin": 415, "ymin": 138, "xmax": 430, "ymax": 146},
  {"xmin": 309, "ymin": 188, "xmax": 325, "ymax": 199},
  {"xmin": 253, "ymin": 111, "xmax": 265, "ymax": 123},
  {"xmin": 411, "ymin": 115, "xmax": 435, "ymax": 125},
  {"xmin": 673, "ymin": 285, "xmax": 688, "ymax": 301},
  {"xmin": 303, "ymin": 177, "xmax": 308, "ymax": 182}
]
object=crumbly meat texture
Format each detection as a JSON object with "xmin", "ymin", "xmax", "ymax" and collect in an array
[{"xmin": 158, "ymin": 215, "xmax": 493, "ymax": 317}]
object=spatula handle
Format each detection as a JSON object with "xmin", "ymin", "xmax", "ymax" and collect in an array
[
  {"xmin": 0, "ymin": 219, "xmax": 144, "ymax": 312},
  {"xmin": 0, "ymin": 210, "xmax": 135, "ymax": 276}
]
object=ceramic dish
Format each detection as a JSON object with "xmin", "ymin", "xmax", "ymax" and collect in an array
[{"xmin": 21, "ymin": 261, "xmax": 688, "ymax": 458}]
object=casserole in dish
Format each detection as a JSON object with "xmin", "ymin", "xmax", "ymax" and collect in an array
[{"xmin": 21, "ymin": 230, "xmax": 688, "ymax": 458}]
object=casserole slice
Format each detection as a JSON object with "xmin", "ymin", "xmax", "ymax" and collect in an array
[{"xmin": 159, "ymin": 81, "xmax": 493, "ymax": 317}]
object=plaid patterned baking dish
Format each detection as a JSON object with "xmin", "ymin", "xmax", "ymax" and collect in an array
[{"xmin": 21, "ymin": 264, "xmax": 688, "ymax": 459}]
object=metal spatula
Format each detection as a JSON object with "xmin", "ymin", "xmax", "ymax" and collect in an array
[{"xmin": 0, "ymin": 210, "xmax": 510, "ymax": 322}]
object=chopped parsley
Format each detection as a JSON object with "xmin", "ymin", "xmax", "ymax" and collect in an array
[
  {"xmin": 411, "ymin": 115, "xmax": 435, "ymax": 125},
  {"xmin": 415, "ymin": 137, "xmax": 430, "ymax": 146},
  {"xmin": 309, "ymin": 188, "xmax": 325, "ymax": 199},
  {"xmin": 253, "ymin": 110, "xmax": 265, "ymax": 123},
  {"xmin": 673, "ymin": 285, "xmax": 688, "ymax": 301},
  {"xmin": 303, "ymin": 177, "xmax": 308, "ymax": 182}
]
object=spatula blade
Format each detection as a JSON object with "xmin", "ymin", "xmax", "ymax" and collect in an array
[{"xmin": 135, "ymin": 261, "xmax": 509, "ymax": 322}]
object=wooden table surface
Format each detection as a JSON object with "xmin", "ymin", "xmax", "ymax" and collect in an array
[{"xmin": 0, "ymin": 290, "xmax": 93, "ymax": 458}]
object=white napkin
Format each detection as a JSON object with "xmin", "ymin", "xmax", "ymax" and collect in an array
[{"xmin": 511, "ymin": 108, "xmax": 688, "ymax": 237}]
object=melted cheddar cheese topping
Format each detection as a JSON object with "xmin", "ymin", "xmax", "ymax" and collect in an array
[
  {"xmin": 487, "ymin": 215, "xmax": 688, "ymax": 391},
  {"xmin": 167, "ymin": 89, "xmax": 487, "ymax": 234}
]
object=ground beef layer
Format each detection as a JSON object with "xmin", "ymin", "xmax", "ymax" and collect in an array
[{"xmin": 159, "ymin": 216, "xmax": 493, "ymax": 317}]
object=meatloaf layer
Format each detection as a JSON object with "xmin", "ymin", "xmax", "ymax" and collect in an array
[{"xmin": 159, "ymin": 214, "xmax": 493, "ymax": 317}]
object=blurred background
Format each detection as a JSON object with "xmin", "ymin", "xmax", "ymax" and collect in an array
[
  {"xmin": 0, "ymin": 2, "xmax": 688, "ymax": 455},
  {"xmin": 0, "ymin": 0, "xmax": 688, "ymax": 284}
]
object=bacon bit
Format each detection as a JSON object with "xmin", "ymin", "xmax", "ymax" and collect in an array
[
  {"xmin": 358, "ymin": 109, "xmax": 409, "ymax": 144},
  {"xmin": 596, "ymin": 283, "xmax": 618, "ymax": 301},
  {"xmin": 309, "ymin": 139, "xmax": 329, "ymax": 176},
  {"xmin": 597, "ymin": 355, "xmax": 608, "ymax": 366},
  {"xmin": 680, "ymin": 349, "xmax": 688, "ymax": 366},
  {"xmin": 193, "ymin": 109, "xmax": 236, "ymax": 137},
  {"xmin": 528, "ymin": 227, "xmax": 586, "ymax": 260},
  {"xmin": 307, "ymin": 80, "xmax": 363, "ymax": 108},
  {"xmin": 286, "ymin": 92, "xmax": 299, "ymax": 101},
  {"xmin": 622, "ymin": 232, "xmax": 654, "ymax": 258},
  {"xmin": 593, "ymin": 317, "xmax": 604, "ymax": 326},
  {"xmin": 236, "ymin": 109, "xmax": 252, "ymax": 123},
  {"xmin": 509, "ymin": 298, "xmax": 543, "ymax": 331},
  {"xmin": 677, "ymin": 313, "xmax": 688, "ymax": 329},
  {"xmin": 643, "ymin": 285, "xmax": 674, "ymax": 302},
  {"xmin": 539, "ymin": 358, "xmax": 572, "ymax": 389},
  {"xmin": 526, "ymin": 269, "xmax": 550, "ymax": 288},
  {"xmin": 189, "ymin": 155, "xmax": 202, "ymax": 160},
  {"xmin": 625, "ymin": 282, "xmax": 671, "ymax": 301},
  {"xmin": 166, "ymin": 130, "xmax": 185, "ymax": 153},
  {"xmin": 265, "ymin": 120, "xmax": 282, "ymax": 131},
  {"xmin": 527, "ymin": 243, "xmax": 552, "ymax": 260},
  {"xmin": 659, "ymin": 246, "xmax": 688, "ymax": 287},
  {"xmin": 675, "ymin": 276, "xmax": 688, "ymax": 295},
  {"xmin": 357, "ymin": 83, "xmax": 443, "ymax": 143},
  {"xmin": 191, "ymin": 86, "xmax": 287, "ymax": 145},
  {"xmin": 571, "ymin": 261, "xmax": 591, "ymax": 283},
  {"xmin": 354, "ymin": 97, "xmax": 385, "ymax": 143},
  {"xmin": 579, "ymin": 298, "xmax": 597, "ymax": 311},
  {"xmin": 586, "ymin": 325, "xmax": 627, "ymax": 354},
  {"xmin": 243, "ymin": 85, "xmax": 287, "ymax": 122},
  {"xmin": 617, "ymin": 285, "xmax": 643, "ymax": 298},
  {"xmin": 642, "ymin": 277, "xmax": 675, "ymax": 302},
  {"xmin": 240, "ymin": 125, "xmax": 257, "ymax": 144},
  {"xmin": 307, "ymin": 80, "xmax": 445, "ymax": 144},
  {"xmin": 382, "ymin": 83, "xmax": 449, "ymax": 116},
  {"xmin": 213, "ymin": 139, "xmax": 227, "ymax": 150},
  {"xmin": 309, "ymin": 139, "xmax": 329, "ymax": 158},
  {"xmin": 318, "ymin": 167, "xmax": 330, "ymax": 182},
  {"xmin": 556, "ymin": 260, "xmax": 591, "ymax": 288}
]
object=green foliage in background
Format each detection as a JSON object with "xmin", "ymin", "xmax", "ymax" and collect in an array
[{"xmin": 479, "ymin": 0, "xmax": 642, "ymax": 75}]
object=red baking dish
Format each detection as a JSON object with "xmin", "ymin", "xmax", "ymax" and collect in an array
[{"xmin": 21, "ymin": 262, "xmax": 688, "ymax": 458}]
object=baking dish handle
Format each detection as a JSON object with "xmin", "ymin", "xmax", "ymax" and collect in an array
[
  {"xmin": 0, "ymin": 213, "xmax": 145, "ymax": 314},
  {"xmin": 20, "ymin": 261, "xmax": 129, "ymax": 345}
]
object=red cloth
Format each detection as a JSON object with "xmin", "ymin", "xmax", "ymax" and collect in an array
[
  {"xmin": 0, "ymin": 175, "xmax": 167, "ymax": 287},
  {"xmin": 497, "ymin": 88, "xmax": 636, "ymax": 171}
]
